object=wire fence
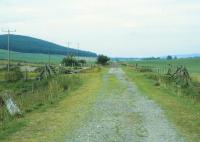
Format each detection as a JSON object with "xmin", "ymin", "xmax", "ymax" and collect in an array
[{"xmin": 132, "ymin": 63, "xmax": 190, "ymax": 75}]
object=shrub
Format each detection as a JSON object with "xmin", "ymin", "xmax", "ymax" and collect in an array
[
  {"xmin": 97, "ymin": 55, "xmax": 110, "ymax": 65},
  {"xmin": 166, "ymin": 55, "xmax": 173, "ymax": 60},
  {"xmin": 78, "ymin": 59, "xmax": 86, "ymax": 66},
  {"xmin": 62, "ymin": 55, "xmax": 78, "ymax": 66}
]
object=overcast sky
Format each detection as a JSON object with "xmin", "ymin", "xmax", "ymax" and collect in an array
[{"xmin": 0, "ymin": 0, "xmax": 200, "ymax": 57}]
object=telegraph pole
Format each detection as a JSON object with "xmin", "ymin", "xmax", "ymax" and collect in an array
[
  {"xmin": 48, "ymin": 47, "xmax": 51, "ymax": 65},
  {"xmin": 77, "ymin": 42, "xmax": 80, "ymax": 59},
  {"xmin": 1, "ymin": 29, "xmax": 16, "ymax": 73},
  {"xmin": 67, "ymin": 41, "xmax": 72, "ymax": 56}
]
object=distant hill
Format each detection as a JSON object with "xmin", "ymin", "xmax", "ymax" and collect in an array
[
  {"xmin": 0, "ymin": 34, "xmax": 97, "ymax": 57},
  {"xmin": 0, "ymin": 49, "xmax": 96, "ymax": 64}
]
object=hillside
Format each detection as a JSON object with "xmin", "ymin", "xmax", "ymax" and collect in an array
[
  {"xmin": 0, "ymin": 34, "xmax": 97, "ymax": 57},
  {"xmin": 0, "ymin": 49, "xmax": 96, "ymax": 64}
]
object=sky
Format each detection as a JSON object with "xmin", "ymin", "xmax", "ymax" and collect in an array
[{"xmin": 0, "ymin": 0, "xmax": 200, "ymax": 57}]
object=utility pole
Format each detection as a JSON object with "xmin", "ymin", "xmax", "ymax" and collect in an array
[
  {"xmin": 67, "ymin": 41, "xmax": 72, "ymax": 56},
  {"xmin": 48, "ymin": 47, "xmax": 51, "ymax": 65},
  {"xmin": 77, "ymin": 42, "xmax": 80, "ymax": 59},
  {"xmin": 1, "ymin": 29, "xmax": 16, "ymax": 73}
]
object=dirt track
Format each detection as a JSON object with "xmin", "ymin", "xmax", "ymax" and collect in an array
[{"xmin": 64, "ymin": 68, "xmax": 185, "ymax": 142}]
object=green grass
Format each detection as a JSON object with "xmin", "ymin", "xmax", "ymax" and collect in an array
[
  {"xmin": 0, "ymin": 49, "xmax": 65, "ymax": 64},
  {"xmin": 0, "ymin": 49, "xmax": 97, "ymax": 64},
  {"xmin": 125, "ymin": 58, "xmax": 200, "ymax": 75},
  {"xmin": 123, "ymin": 66, "xmax": 200, "ymax": 142},
  {"xmin": 0, "ymin": 74, "xmax": 82, "ymax": 131},
  {"xmin": 0, "ymin": 67, "xmax": 103, "ymax": 142},
  {"xmin": 0, "ymin": 72, "xmax": 4, "ymax": 80},
  {"xmin": 0, "ymin": 67, "xmax": 103, "ymax": 141}
]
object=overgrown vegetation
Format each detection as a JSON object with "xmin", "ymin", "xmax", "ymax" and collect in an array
[
  {"xmin": 0, "ymin": 74, "xmax": 83, "ymax": 130},
  {"xmin": 0, "ymin": 56, "xmax": 100, "ymax": 139},
  {"xmin": 123, "ymin": 61, "xmax": 200, "ymax": 97},
  {"xmin": 4, "ymin": 67, "xmax": 24, "ymax": 82},
  {"xmin": 62, "ymin": 55, "xmax": 78, "ymax": 66},
  {"xmin": 62, "ymin": 55, "xmax": 87, "ymax": 67},
  {"xmin": 0, "ymin": 68, "xmax": 103, "ymax": 141}
]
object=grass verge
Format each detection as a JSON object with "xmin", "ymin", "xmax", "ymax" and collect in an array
[
  {"xmin": 123, "ymin": 66, "xmax": 200, "ymax": 142},
  {"xmin": 0, "ymin": 68, "xmax": 104, "ymax": 142}
]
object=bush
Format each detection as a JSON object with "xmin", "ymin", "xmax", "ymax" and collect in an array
[
  {"xmin": 62, "ymin": 55, "xmax": 78, "ymax": 66},
  {"xmin": 78, "ymin": 59, "xmax": 86, "ymax": 66},
  {"xmin": 97, "ymin": 55, "xmax": 110, "ymax": 65},
  {"xmin": 4, "ymin": 67, "xmax": 23, "ymax": 82},
  {"xmin": 166, "ymin": 55, "xmax": 173, "ymax": 60}
]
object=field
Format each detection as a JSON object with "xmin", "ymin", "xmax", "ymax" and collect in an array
[
  {"xmin": 125, "ymin": 58, "xmax": 200, "ymax": 81},
  {"xmin": 0, "ymin": 49, "xmax": 64, "ymax": 64},
  {"xmin": 0, "ymin": 49, "xmax": 96, "ymax": 64}
]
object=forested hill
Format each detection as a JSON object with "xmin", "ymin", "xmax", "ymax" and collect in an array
[{"xmin": 0, "ymin": 34, "xmax": 97, "ymax": 57}]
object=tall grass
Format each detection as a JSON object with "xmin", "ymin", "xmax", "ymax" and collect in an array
[
  {"xmin": 123, "ymin": 62, "xmax": 200, "ymax": 98},
  {"xmin": 0, "ymin": 74, "xmax": 82, "ymax": 131}
]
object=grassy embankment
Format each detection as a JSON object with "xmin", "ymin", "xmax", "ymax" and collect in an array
[
  {"xmin": 123, "ymin": 65, "xmax": 200, "ymax": 142},
  {"xmin": 0, "ymin": 67, "xmax": 103, "ymax": 142}
]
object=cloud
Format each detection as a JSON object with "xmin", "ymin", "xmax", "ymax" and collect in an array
[{"xmin": 0, "ymin": 0, "xmax": 200, "ymax": 57}]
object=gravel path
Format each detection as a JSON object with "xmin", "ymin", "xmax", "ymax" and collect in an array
[{"xmin": 65, "ymin": 67, "xmax": 185, "ymax": 142}]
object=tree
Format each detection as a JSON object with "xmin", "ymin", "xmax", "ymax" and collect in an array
[
  {"xmin": 62, "ymin": 55, "xmax": 78, "ymax": 66},
  {"xmin": 97, "ymin": 55, "xmax": 110, "ymax": 65},
  {"xmin": 166, "ymin": 55, "xmax": 173, "ymax": 60},
  {"xmin": 78, "ymin": 59, "xmax": 86, "ymax": 66}
]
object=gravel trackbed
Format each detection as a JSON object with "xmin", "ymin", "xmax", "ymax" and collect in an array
[{"xmin": 64, "ymin": 68, "xmax": 185, "ymax": 142}]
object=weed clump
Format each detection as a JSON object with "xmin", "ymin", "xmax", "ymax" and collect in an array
[
  {"xmin": 154, "ymin": 81, "xmax": 160, "ymax": 86},
  {"xmin": 4, "ymin": 67, "xmax": 23, "ymax": 82},
  {"xmin": 138, "ymin": 68, "xmax": 153, "ymax": 73}
]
